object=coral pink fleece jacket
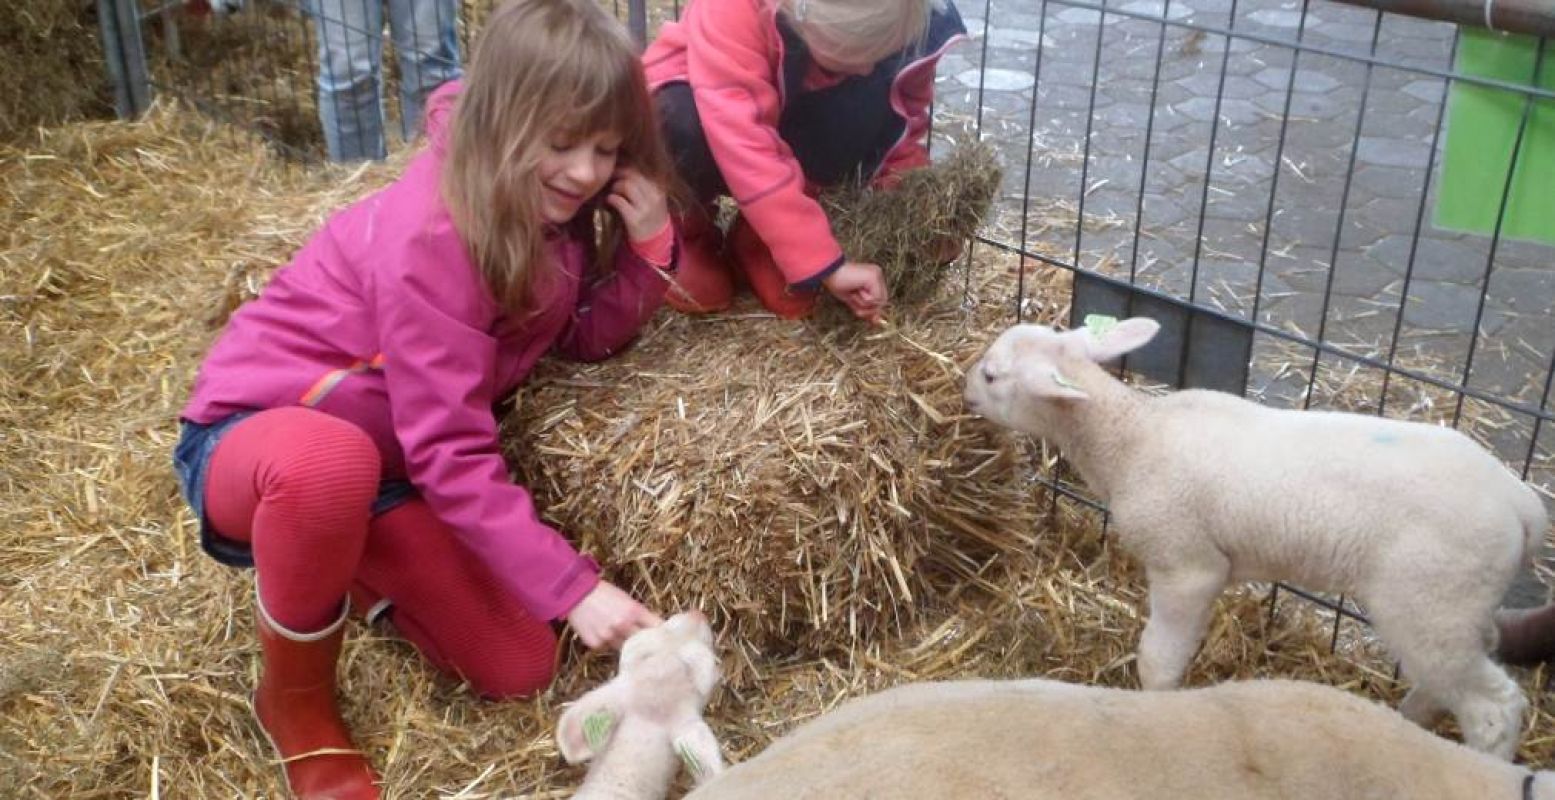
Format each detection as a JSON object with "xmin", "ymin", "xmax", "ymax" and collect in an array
[
  {"xmin": 643, "ymin": 0, "xmax": 964, "ymax": 286},
  {"xmin": 182, "ymin": 81, "xmax": 674, "ymax": 621}
]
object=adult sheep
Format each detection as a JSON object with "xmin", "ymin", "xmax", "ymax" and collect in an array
[{"xmin": 687, "ymin": 677, "xmax": 1551, "ymax": 799}]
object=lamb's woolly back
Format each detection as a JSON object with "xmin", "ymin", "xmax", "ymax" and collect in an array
[
  {"xmin": 687, "ymin": 678, "xmax": 1547, "ymax": 800},
  {"xmin": 556, "ymin": 611, "xmax": 726, "ymax": 800},
  {"xmin": 964, "ymin": 317, "xmax": 1543, "ymax": 758}
]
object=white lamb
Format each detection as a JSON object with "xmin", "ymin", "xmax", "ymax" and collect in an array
[
  {"xmin": 685, "ymin": 677, "xmax": 1554, "ymax": 799},
  {"xmin": 555, "ymin": 610, "xmax": 726, "ymax": 800},
  {"xmin": 962, "ymin": 317, "xmax": 1548, "ymax": 759}
]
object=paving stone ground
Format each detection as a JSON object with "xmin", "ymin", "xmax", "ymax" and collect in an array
[{"xmin": 928, "ymin": 0, "xmax": 1555, "ymax": 603}]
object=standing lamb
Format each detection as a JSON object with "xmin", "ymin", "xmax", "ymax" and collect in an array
[
  {"xmin": 686, "ymin": 677, "xmax": 1554, "ymax": 799},
  {"xmin": 962, "ymin": 317, "xmax": 1548, "ymax": 759},
  {"xmin": 556, "ymin": 610, "xmax": 726, "ymax": 800}
]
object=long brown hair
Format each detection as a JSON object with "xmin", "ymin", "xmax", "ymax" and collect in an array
[{"xmin": 442, "ymin": 0, "xmax": 675, "ymax": 316}]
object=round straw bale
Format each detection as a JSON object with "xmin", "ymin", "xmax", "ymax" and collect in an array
[
  {"xmin": 501, "ymin": 283, "xmax": 1044, "ymax": 684},
  {"xmin": 821, "ymin": 141, "xmax": 1002, "ymax": 304}
]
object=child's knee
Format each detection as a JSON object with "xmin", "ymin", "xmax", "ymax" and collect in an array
[
  {"xmin": 655, "ymin": 85, "xmax": 724, "ymax": 201},
  {"xmin": 464, "ymin": 632, "xmax": 559, "ymax": 700},
  {"xmin": 264, "ymin": 410, "xmax": 381, "ymax": 510},
  {"xmin": 655, "ymin": 84, "xmax": 702, "ymax": 145}
]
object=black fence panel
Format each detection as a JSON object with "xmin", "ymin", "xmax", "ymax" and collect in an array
[{"xmin": 933, "ymin": 0, "xmax": 1555, "ymax": 636}]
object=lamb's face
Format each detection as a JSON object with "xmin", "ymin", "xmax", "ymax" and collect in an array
[
  {"xmin": 555, "ymin": 611, "xmax": 724, "ymax": 768},
  {"xmin": 618, "ymin": 611, "xmax": 721, "ymax": 713},
  {"xmin": 965, "ymin": 324, "xmax": 1076, "ymax": 435}
]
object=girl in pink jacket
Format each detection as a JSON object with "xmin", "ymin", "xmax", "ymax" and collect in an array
[
  {"xmin": 644, "ymin": 0, "xmax": 966, "ymax": 322},
  {"xmin": 172, "ymin": 1, "xmax": 677, "ymax": 797}
]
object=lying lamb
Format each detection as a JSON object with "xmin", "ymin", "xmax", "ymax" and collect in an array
[
  {"xmin": 963, "ymin": 316, "xmax": 1548, "ymax": 758},
  {"xmin": 686, "ymin": 677, "xmax": 1552, "ymax": 799},
  {"xmin": 556, "ymin": 610, "xmax": 725, "ymax": 800}
]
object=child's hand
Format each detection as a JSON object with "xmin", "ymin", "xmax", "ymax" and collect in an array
[
  {"xmin": 822, "ymin": 261, "xmax": 888, "ymax": 324},
  {"xmin": 566, "ymin": 579, "xmax": 664, "ymax": 650},
  {"xmin": 606, "ymin": 166, "xmax": 670, "ymax": 243}
]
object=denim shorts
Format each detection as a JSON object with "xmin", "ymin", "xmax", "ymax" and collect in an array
[{"xmin": 173, "ymin": 412, "xmax": 415, "ymax": 567}]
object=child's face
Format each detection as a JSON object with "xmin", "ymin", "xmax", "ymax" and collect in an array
[{"xmin": 537, "ymin": 129, "xmax": 622, "ymax": 224}]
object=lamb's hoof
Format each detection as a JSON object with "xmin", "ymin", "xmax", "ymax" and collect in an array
[{"xmin": 1398, "ymin": 689, "xmax": 1446, "ymax": 727}]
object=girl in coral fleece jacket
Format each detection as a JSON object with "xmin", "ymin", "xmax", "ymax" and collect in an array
[
  {"xmin": 171, "ymin": 1, "xmax": 677, "ymax": 797},
  {"xmin": 645, "ymin": 0, "xmax": 965, "ymax": 322}
]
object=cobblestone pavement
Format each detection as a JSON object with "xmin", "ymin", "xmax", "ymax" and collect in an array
[{"xmin": 928, "ymin": 0, "xmax": 1554, "ymax": 602}]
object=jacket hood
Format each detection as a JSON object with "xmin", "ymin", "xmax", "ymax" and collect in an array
[{"xmin": 424, "ymin": 80, "xmax": 463, "ymax": 155}]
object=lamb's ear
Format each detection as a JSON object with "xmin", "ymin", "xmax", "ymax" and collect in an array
[
  {"xmin": 556, "ymin": 682, "xmax": 625, "ymax": 764},
  {"xmin": 1069, "ymin": 316, "xmax": 1160, "ymax": 363},
  {"xmin": 672, "ymin": 718, "xmax": 726, "ymax": 785}
]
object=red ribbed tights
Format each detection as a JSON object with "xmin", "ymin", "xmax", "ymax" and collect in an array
[{"xmin": 203, "ymin": 407, "xmax": 557, "ymax": 698}]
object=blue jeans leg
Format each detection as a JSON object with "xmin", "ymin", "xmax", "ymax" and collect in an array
[
  {"xmin": 313, "ymin": 0, "xmax": 387, "ymax": 162},
  {"xmin": 387, "ymin": 0, "xmax": 462, "ymax": 142}
]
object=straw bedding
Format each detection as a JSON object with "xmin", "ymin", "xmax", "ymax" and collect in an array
[
  {"xmin": 3, "ymin": 105, "xmax": 1553, "ymax": 798},
  {"xmin": 0, "ymin": 0, "xmax": 113, "ymax": 142},
  {"xmin": 149, "ymin": 4, "xmax": 328, "ymax": 158}
]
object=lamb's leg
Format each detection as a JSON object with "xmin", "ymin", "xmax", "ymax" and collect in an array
[
  {"xmin": 1372, "ymin": 600, "xmax": 1526, "ymax": 760},
  {"xmin": 1401, "ymin": 643, "xmax": 1526, "ymax": 759},
  {"xmin": 1447, "ymin": 658, "xmax": 1526, "ymax": 760},
  {"xmin": 1137, "ymin": 562, "xmax": 1229, "ymax": 690}
]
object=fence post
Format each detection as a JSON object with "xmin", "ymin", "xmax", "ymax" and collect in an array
[
  {"xmin": 627, "ymin": 0, "xmax": 648, "ymax": 49},
  {"xmin": 97, "ymin": 0, "xmax": 152, "ymax": 118}
]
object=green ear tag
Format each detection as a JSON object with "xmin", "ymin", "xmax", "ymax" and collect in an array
[
  {"xmin": 1083, "ymin": 314, "xmax": 1118, "ymax": 339},
  {"xmin": 1051, "ymin": 369, "xmax": 1081, "ymax": 390},
  {"xmin": 583, "ymin": 710, "xmax": 614, "ymax": 752},
  {"xmin": 675, "ymin": 738, "xmax": 706, "ymax": 779}
]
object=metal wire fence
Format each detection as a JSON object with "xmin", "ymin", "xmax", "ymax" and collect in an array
[
  {"xmin": 95, "ymin": 0, "xmax": 681, "ymax": 159},
  {"xmin": 936, "ymin": 0, "xmax": 1555, "ymax": 637},
  {"xmin": 101, "ymin": 0, "xmax": 471, "ymax": 160},
  {"xmin": 98, "ymin": 0, "xmax": 1555, "ymax": 643}
]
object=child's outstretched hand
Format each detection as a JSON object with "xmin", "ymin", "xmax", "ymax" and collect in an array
[
  {"xmin": 566, "ymin": 579, "xmax": 664, "ymax": 651},
  {"xmin": 606, "ymin": 166, "xmax": 670, "ymax": 243},
  {"xmin": 823, "ymin": 261, "xmax": 888, "ymax": 324}
]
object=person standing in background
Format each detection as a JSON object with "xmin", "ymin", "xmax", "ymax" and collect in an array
[{"xmin": 312, "ymin": 0, "xmax": 462, "ymax": 161}]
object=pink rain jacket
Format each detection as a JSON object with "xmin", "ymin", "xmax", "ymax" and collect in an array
[{"xmin": 182, "ymin": 81, "xmax": 673, "ymax": 621}]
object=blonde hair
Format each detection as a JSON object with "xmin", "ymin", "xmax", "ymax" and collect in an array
[
  {"xmin": 780, "ymin": 0, "xmax": 939, "ymax": 66},
  {"xmin": 442, "ymin": 0, "xmax": 674, "ymax": 316}
]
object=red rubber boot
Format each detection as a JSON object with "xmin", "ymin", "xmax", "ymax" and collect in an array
[
  {"xmin": 665, "ymin": 207, "xmax": 735, "ymax": 314},
  {"xmin": 254, "ymin": 596, "xmax": 381, "ymax": 800},
  {"xmin": 728, "ymin": 215, "xmax": 819, "ymax": 319}
]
